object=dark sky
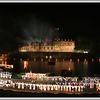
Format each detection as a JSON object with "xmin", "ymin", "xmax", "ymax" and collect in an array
[{"xmin": 0, "ymin": 3, "xmax": 100, "ymax": 52}]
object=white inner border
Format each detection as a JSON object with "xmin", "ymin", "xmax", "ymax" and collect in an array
[
  {"xmin": 0, "ymin": 1, "xmax": 99, "ymax": 99},
  {"xmin": 0, "ymin": 1, "xmax": 100, "ymax": 2}
]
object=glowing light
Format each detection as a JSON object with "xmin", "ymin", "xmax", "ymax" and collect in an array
[
  {"xmin": 99, "ymin": 58, "xmax": 100, "ymax": 62},
  {"xmin": 92, "ymin": 58, "xmax": 94, "ymax": 62},
  {"xmin": 83, "ymin": 51, "xmax": 88, "ymax": 54},
  {"xmin": 46, "ymin": 56, "xmax": 48, "ymax": 59},
  {"xmin": 19, "ymin": 40, "xmax": 75, "ymax": 52},
  {"xmin": 49, "ymin": 56, "xmax": 52, "ymax": 59},
  {"xmin": 70, "ymin": 59, "xmax": 72, "ymax": 62},
  {"xmin": 77, "ymin": 58, "xmax": 80, "ymax": 62},
  {"xmin": 24, "ymin": 61, "xmax": 28, "ymax": 69},
  {"xmin": 68, "ymin": 67, "xmax": 71, "ymax": 71}
]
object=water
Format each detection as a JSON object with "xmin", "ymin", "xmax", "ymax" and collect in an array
[{"xmin": 12, "ymin": 59, "xmax": 100, "ymax": 77}]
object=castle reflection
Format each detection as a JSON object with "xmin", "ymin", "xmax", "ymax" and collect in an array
[{"xmin": 21, "ymin": 59, "xmax": 88, "ymax": 76}]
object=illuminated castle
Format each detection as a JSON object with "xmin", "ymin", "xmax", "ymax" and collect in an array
[{"xmin": 19, "ymin": 39, "xmax": 75, "ymax": 52}]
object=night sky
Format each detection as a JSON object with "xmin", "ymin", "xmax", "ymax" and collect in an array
[{"xmin": 0, "ymin": 3, "xmax": 100, "ymax": 52}]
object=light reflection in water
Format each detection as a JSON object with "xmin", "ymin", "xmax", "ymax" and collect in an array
[{"xmin": 20, "ymin": 59, "xmax": 89, "ymax": 76}]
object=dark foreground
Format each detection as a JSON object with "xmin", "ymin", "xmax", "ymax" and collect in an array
[{"xmin": 0, "ymin": 89, "xmax": 100, "ymax": 97}]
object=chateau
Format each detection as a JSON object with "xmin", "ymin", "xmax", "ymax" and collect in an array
[{"xmin": 19, "ymin": 39, "xmax": 75, "ymax": 52}]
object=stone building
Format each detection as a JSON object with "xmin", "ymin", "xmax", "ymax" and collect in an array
[{"xmin": 19, "ymin": 39, "xmax": 75, "ymax": 52}]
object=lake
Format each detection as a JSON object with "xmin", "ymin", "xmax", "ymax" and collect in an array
[{"xmin": 12, "ymin": 58, "xmax": 100, "ymax": 77}]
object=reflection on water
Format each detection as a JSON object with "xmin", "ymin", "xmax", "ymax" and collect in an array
[
  {"xmin": 11, "ymin": 58, "xmax": 100, "ymax": 77},
  {"xmin": 74, "ymin": 60, "xmax": 88, "ymax": 77},
  {"xmin": 19, "ymin": 60, "xmax": 90, "ymax": 77},
  {"xmin": 55, "ymin": 61, "xmax": 74, "ymax": 75}
]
